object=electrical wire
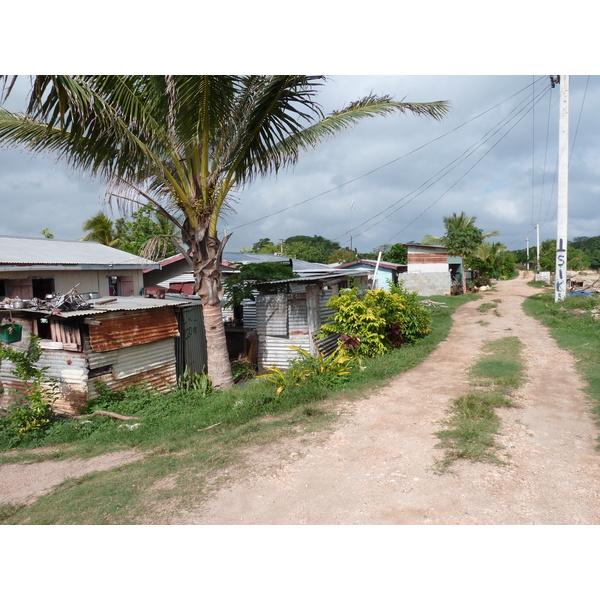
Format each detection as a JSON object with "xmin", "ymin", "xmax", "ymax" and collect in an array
[
  {"xmin": 223, "ymin": 76, "xmax": 549, "ymax": 237},
  {"xmin": 353, "ymin": 84, "xmax": 553, "ymax": 246},
  {"xmin": 332, "ymin": 79, "xmax": 551, "ymax": 244}
]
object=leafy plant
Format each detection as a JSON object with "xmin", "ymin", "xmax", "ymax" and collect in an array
[
  {"xmin": 257, "ymin": 363, "xmax": 308, "ymax": 397},
  {"xmin": 318, "ymin": 283, "xmax": 431, "ymax": 357},
  {"xmin": 258, "ymin": 346, "xmax": 356, "ymax": 396},
  {"xmin": 177, "ymin": 368, "xmax": 212, "ymax": 396},
  {"xmin": 0, "ymin": 336, "xmax": 58, "ymax": 437}
]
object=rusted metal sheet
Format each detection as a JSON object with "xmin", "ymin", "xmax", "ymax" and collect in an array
[
  {"xmin": 112, "ymin": 339, "xmax": 175, "ymax": 380},
  {"xmin": 88, "ymin": 307, "xmax": 179, "ymax": 352},
  {"xmin": 87, "ymin": 363, "xmax": 176, "ymax": 401}
]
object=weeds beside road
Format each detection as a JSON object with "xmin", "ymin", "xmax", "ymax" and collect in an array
[
  {"xmin": 523, "ymin": 287, "xmax": 600, "ymax": 449},
  {"xmin": 0, "ymin": 293, "xmax": 474, "ymax": 524}
]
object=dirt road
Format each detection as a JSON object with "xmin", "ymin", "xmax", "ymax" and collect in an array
[
  {"xmin": 2, "ymin": 272, "xmax": 600, "ymax": 524},
  {"xmin": 180, "ymin": 271, "xmax": 600, "ymax": 524}
]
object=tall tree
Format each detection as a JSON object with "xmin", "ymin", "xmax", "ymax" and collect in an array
[
  {"xmin": 0, "ymin": 75, "xmax": 449, "ymax": 388},
  {"xmin": 116, "ymin": 205, "xmax": 180, "ymax": 260},
  {"xmin": 80, "ymin": 211, "xmax": 120, "ymax": 246}
]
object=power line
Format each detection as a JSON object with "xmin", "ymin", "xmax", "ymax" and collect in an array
[
  {"xmin": 333, "ymin": 79, "xmax": 551, "ymax": 245},
  {"xmin": 354, "ymin": 83, "xmax": 553, "ymax": 246},
  {"xmin": 224, "ymin": 76, "xmax": 549, "ymax": 237}
]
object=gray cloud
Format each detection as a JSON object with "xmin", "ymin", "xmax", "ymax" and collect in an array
[{"xmin": 1, "ymin": 75, "xmax": 598, "ymax": 254}]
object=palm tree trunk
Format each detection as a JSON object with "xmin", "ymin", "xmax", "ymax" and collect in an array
[{"xmin": 186, "ymin": 225, "xmax": 234, "ymax": 390}]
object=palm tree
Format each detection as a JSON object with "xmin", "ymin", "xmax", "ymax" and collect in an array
[
  {"xmin": 423, "ymin": 212, "xmax": 498, "ymax": 293},
  {"xmin": 472, "ymin": 241, "xmax": 507, "ymax": 278},
  {"xmin": 0, "ymin": 75, "xmax": 449, "ymax": 388},
  {"xmin": 80, "ymin": 211, "xmax": 120, "ymax": 246},
  {"xmin": 422, "ymin": 211, "xmax": 498, "ymax": 245}
]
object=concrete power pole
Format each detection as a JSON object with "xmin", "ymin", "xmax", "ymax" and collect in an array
[
  {"xmin": 536, "ymin": 223, "xmax": 540, "ymax": 271},
  {"xmin": 554, "ymin": 75, "xmax": 569, "ymax": 302}
]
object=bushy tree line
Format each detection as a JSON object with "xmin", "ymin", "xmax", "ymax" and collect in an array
[
  {"xmin": 241, "ymin": 236, "xmax": 409, "ymax": 265},
  {"xmin": 81, "ymin": 206, "xmax": 180, "ymax": 261},
  {"xmin": 513, "ymin": 238, "xmax": 596, "ymax": 271}
]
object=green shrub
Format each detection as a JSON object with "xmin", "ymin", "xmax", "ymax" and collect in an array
[
  {"xmin": 318, "ymin": 283, "xmax": 431, "ymax": 357},
  {"xmin": 177, "ymin": 368, "xmax": 212, "ymax": 395},
  {"xmin": 0, "ymin": 336, "xmax": 58, "ymax": 440}
]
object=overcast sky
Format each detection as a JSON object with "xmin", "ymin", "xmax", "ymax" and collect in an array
[{"xmin": 1, "ymin": 74, "xmax": 598, "ymax": 256}]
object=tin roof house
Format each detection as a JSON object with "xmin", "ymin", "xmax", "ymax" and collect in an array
[
  {"xmin": 0, "ymin": 235, "xmax": 160, "ymax": 300},
  {"xmin": 335, "ymin": 259, "xmax": 407, "ymax": 291},
  {"xmin": 0, "ymin": 237, "xmax": 206, "ymax": 415}
]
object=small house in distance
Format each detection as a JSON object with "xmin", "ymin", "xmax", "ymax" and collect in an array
[
  {"xmin": 335, "ymin": 259, "xmax": 407, "ymax": 291},
  {"xmin": 398, "ymin": 244, "xmax": 454, "ymax": 296}
]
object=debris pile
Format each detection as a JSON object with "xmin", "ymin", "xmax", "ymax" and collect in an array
[{"xmin": 1, "ymin": 286, "xmax": 95, "ymax": 313}]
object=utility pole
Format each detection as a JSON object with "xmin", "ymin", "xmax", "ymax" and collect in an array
[
  {"xmin": 536, "ymin": 223, "xmax": 540, "ymax": 271},
  {"xmin": 554, "ymin": 75, "xmax": 569, "ymax": 302},
  {"xmin": 526, "ymin": 237, "xmax": 530, "ymax": 270},
  {"xmin": 350, "ymin": 199, "xmax": 354, "ymax": 254}
]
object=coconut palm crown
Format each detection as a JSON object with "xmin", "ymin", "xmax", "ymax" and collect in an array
[{"xmin": 0, "ymin": 75, "xmax": 449, "ymax": 388}]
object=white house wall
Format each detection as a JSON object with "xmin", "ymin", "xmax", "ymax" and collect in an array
[{"xmin": 407, "ymin": 263, "xmax": 449, "ymax": 273}]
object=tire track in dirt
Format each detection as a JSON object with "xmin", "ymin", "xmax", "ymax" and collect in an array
[{"xmin": 178, "ymin": 272, "xmax": 600, "ymax": 524}]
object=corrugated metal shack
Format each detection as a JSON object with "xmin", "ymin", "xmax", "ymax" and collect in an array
[
  {"xmin": 0, "ymin": 296, "xmax": 196, "ymax": 415},
  {"xmin": 254, "ymin": 273, "xmax": 368, "ymax": 371}
]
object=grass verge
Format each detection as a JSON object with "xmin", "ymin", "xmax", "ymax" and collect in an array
[
  {"xmin": 1, "ymin": 294, "xmax": 475, "ymax": 524},
  {"xmin": 434, "ymin": 336, "xmax": 524, "ymax": 472},
  {"xmin": 523, "ymin": 290, "xmax": 600, "ymax": 448}
]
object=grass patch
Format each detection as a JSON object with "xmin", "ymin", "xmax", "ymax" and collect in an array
[
  {"xmin": 523, "ymin": 291, "xmax": 600, "ymax": 448},
  {"xmin": 1, "ymin": 293, "xmax": 476, "ymax": 524},
  {"xmin": 477, "ymin": 298, "xmax": 502, "ymax": 314},
  {"xmin": 435, "ymin": 336, "xmax": 524, "ymax": 472}
]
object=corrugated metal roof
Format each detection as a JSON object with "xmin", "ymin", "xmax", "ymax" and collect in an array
[
  {"xmin": 337, "ymin": 259, "xmax": 405, "ymax": 269},
  {"xmin": 254, "ymin": 273, "xmax": 355, "ymax": 286},
  {"xmin": 0, "ymin": 296, "xmax": 193, "ymax": 318},
  {"xmin": 152, "ymin": 251, "xmax": 335, "ymax": 274},
  {"xmin": 0, "ymin": 236, "xmax": 160, "ymax": 269}
]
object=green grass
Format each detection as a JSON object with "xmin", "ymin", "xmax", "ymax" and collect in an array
[
  {"xmin": 0, "ymin": 293, "xmax": 476, "ymax": 524},
  {"xmin": 523, "ymin": 291, "xmax": 600, "ymax": 447},
  {"xmin": 435, "ymin": 336, "xmax": 524, "ymax": 472}
]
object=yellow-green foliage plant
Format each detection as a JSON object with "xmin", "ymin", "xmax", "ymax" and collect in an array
[
  {"xmin": 258, "ymin": 346, "xmax": 356, "ymax": 396},
  {"xmin": 319, "ymin": 284, "xmax": 432, "ymax": 357}
]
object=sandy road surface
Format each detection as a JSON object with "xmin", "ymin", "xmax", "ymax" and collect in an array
[
  {"xmin": 176, "ymin": 272, "xmax": 600, "ymax": 524},
  {"xmin": 2, "ymin": 272, "xmax": 599, "ymax": 525}
]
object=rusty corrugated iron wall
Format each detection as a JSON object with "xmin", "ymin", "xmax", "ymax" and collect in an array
[{"xmin": 88, "ymin": 307, "xmax": 179, "ymax": 352}]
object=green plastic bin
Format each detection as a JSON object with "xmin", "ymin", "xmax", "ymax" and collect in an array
[{"xmin": 0, "ymin": 324, "xmax": 23, "ymax": 344}]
